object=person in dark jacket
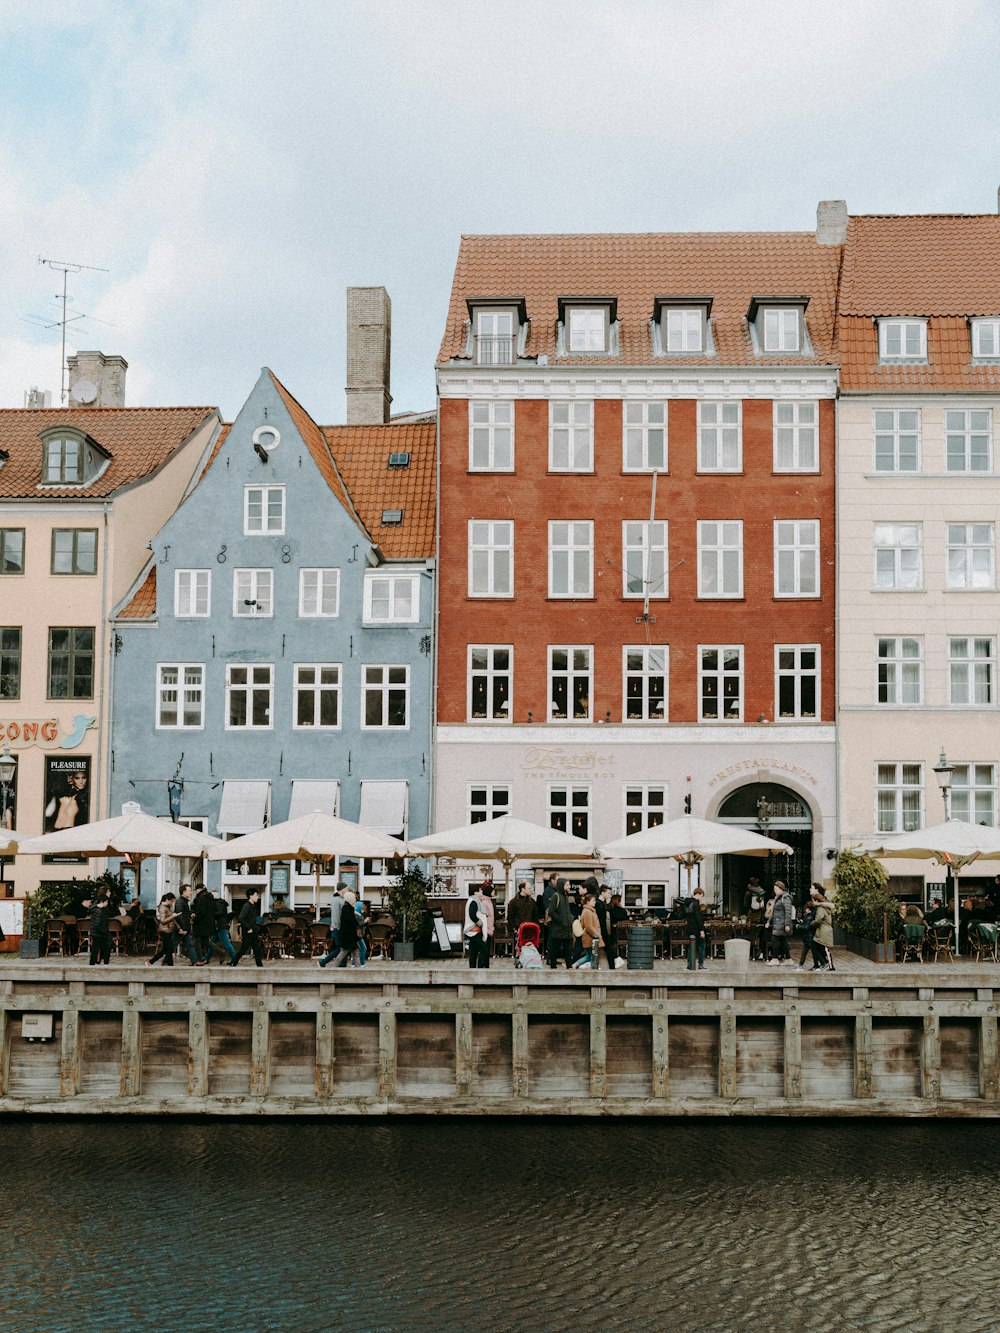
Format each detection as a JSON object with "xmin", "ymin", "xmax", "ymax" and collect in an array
[
  {"xmin": 230, "ymin": 889, "xmax": 263, "ymax": 967},
  {"xmin": 191, "ymin": 884, "xmax": 216, "ymax": 965},
  {"xmin": 89, "ymin": 890, "xmax": 112, "ymax": 965},
  {"xmin": 544, "ymin": 878, "xmax": 574, "ymax": 969},
  {"xmin": 174, "ymin": 883, "xmax": 198, "ymax": 965},
  {"xmin": 319, "ymin": 890, "xmax": 361, "ymax": 967},
  {"xmin": 209, "ymin": 891, "xmax": 237, "ymax": 963},
  {"xmin": 766, "ymin": 881, "xmax": 794, "ymax": 965},
  {"xmin": 507, "ymin": 883, "xmax": 537, "ymax": 941},
  {"xmin": 595, "ymin": 884, "xmax": 616, "ymax": 967},
  {"xmin": 686, "ymin": 888, "xmax": 708, "ymax": 969}
]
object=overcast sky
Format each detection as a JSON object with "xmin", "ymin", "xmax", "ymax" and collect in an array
[{"xmin": 2, "ymin": 0, "xmax": 998, "ymax": 421}]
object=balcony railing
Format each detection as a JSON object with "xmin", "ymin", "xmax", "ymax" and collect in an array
[{"xmin": 475, "ymin": 335, "xmax": 515, "ymax": 366}]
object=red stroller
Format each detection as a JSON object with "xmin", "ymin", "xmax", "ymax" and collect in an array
[{"xmin": 515, "ymin": 922, "xmax": 543, "ymax": 969}]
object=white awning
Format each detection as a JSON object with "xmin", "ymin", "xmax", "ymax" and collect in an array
[
  {"xmin": 217, "ymin": 780, "xmax": 270, "ymax": 834},
  {"xmin": 288, "ymin": 779, "xmax": 340, "ymax": 822},
  {"xmin": 359, "ymin": 780, "xmax": 408, "ymax": 839}
]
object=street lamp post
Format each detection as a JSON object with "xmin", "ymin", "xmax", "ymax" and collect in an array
[{"xmin": 932, "ymin": 748, "xmax": 958, "ymax": 952}]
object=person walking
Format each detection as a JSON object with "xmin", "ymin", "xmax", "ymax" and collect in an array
[
  {"xmin": 174, "ymin": 884, "xmax": 199, "ymax": 966},
  {"xmin": 146, "ymin": 893, "xmax": 179, "ymax": 966},
  {"xmin": 794, "ymin": 894, "xmax": 818, "ymax": 972},
  {"xmin": 319, "ymin": 890, "xmax": 361, "ymax": 967},
  {"xmin": 544, "ymin": 878, "xmax": 574, "ymax": 969},
  {"xmin": 230, "ymin": 889, "xmax": 264, "ymax": 967},
  {"xmin": 766, "ymin": 881, "xmax": 794, "ymax": 965},
  {"xmin": 810, "ymin": 884, "xmax": 836, "ymax": 971},
  {"xmin": 572, "ymin": 891, "xmax": 602, "ymax": 969},
  {"xmin": 209, "ymin": 891, "xmax": 237, "ymax": 963},
  {"xmin": 191, "ymin": 883, "xmax": 216, "ymax": 965},
  {"xmin": 687, "ymin": 887, "xmax": 708, "ymax": 969},
  {"xmin": 744, "ymin": 875, "xmax": 766, "ymax": 960},
  {"xmin": 595, "ymin": 884, "xmax": 616, "ymax": 968},
  {"xmin": 88, "ymin": 889, "xmax": 113, "ymax": 966}
]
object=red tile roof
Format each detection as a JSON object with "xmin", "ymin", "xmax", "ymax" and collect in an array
[
  {"xmin": 269, "ymin": 373, "xmax": 365, "ymax": 532},
  {"xmin": 323, "ymin": 421, "xmax": 437, "ymax": 560},
  {"xmin": 0, "ymin": 407, "xmax": 217, "ymax": 498},
  {"xmin": 117, "ymin": 565, "xmax": 156, "ymax": 619},
  {"xmin": 438, "ymin": 232, "xmax": 842, "ymax": 368},
  {"xmin": 838, "ymin": 215, "xmax": 1000, "ymax": 391}
]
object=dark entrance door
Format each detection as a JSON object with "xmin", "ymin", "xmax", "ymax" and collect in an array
[{"xmin": 717, "ymin": 784, "xmax": 813, "ymax": 911}]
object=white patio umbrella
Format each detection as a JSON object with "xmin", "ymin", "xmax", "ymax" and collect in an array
[
  {"xmin": 19, "ymin": 809, "xmax": 223, "ymax": 860},
  {"xmin": 599, "ymin": 815, "xmax": 793, "ymax": 861},
  {"xmin": 205, "ymin": 811, "xmax": 408, "ymax": 911},
  {"xmin": 0, "ymin": 827, "xmax": 27, "ymax": 858},
  {"xmin": 866, "ymin": 819, "xmax": 1000, "ymax": 948},
  {"xmin": 409, "ymin": 814, "xmax": 596, "ymax": 897}
]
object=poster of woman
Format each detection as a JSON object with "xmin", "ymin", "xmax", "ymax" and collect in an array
[{"xmin": 43, "ymin": 756, "xmax": 91, "ymax": 861}]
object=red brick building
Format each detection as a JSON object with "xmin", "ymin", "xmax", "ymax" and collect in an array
[{"xmin": 434, "ymin": 211, "xmax": 845, "ymax": 906}]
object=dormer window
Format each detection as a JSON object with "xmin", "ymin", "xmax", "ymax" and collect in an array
[
  {"xmin": 38, "ymin": 428, "xmax": 108, "ymax": 487},
  {"xmin": 879, "ymin": 319, "xmax": 927, "ymax": 362},
  {"xmin": 972, "ymin": 319, "xmax": 1000, "ymax": 360},
  {"xmin": 654, "ymin": 298, "xmax": 713, "ymax": 355},
  {"xmin": 748, "ymin": 298, "xmax": 809, "ymax": 356},
  {"xmin": 468, "ymin": 299, "xmax": 525, "ymax": 366},
  {"xmin": 559, "ymin": 298, "xmax": 617, "ymax": 355},
  {"xmin": 667, "ymin": 308, "xmax": 704, "ymax": 352}
]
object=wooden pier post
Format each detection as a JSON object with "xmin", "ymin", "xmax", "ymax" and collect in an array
[
  {"xmin": 921, "ymin": 1007, "xmax": 941, "ymax": 1100},
  {"xmin": 979, "ymin": 994, "xmax": 998, "ymax": 1102},
  {"xmin": 652, "ymin": 1011, "xmax": 669, "ymax": 1100},
  {"xmin": 784, "ymin": 1011, "xmax": 802, "ymax": 1100},
  {"xmin": 512, "ymin": 1010, "xmax": 528, "ymax": 1098},
  {"xmin": 189, "ymin": 1009, "xmax": 209, "ymax": 1098},
  {"xmin": 378, "ymin": 1011, "xmax": 397, "ymax": 1101},
  {"xmin": 456, "ymin": 1011, "xmax": 473, "ymax": 1097},
  {"xmin": 0, "ymin": 1003, "xmax": 9, "ymax": 1097},
  {"xmin": 251, "ymin": 1004, "xmax": 270, "ymax": 1097},
  {"xmin": 719, "ymin": 1006, "xmax": 737, "ymax": 1099},
  {"xmin": 589, "ymin": 1009, "xmax": 607, "ymax": 1099},
  {"xmin": 60, "ymin": 1004, "xmax": 80, "ymax": 1097},
  {"xmin": 120, "ymin": 1004, "xmax": 141, "ymax": 1097},
  {"xmin": 854, "ymin": 1010, "xmax": 874, "ymax": 1100},
  {"xmin": 315, "ymin": 1008, "xmax": 334, "ymax": 1098}
]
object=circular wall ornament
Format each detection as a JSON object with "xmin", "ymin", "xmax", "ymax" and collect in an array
[{"xmin": 252, "ymin": 425, "xmax": 281, "ymax": 450}]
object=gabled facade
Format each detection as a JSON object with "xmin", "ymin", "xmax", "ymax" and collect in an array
[
  {"xmin": 435, "ymin": 215, "xmax": 844, "ymax": 907},
  {"xmin": 108, "ymin": 369, "xmax": 435, "ymax": 909},
  {"xmin": 836, "ymin": 213, "xmax": 1000, "ymax": 887},
  {"xmin": 0, "ymin": 398, "xmax": 220, "ymax": 906}
]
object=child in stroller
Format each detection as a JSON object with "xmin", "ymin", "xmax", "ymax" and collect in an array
[{"xmin": 514, "ymin": 921, "xmax": 543, "ymax": 969}]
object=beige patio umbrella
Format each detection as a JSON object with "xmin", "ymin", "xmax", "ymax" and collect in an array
[
  {"xmin": 19, "ymin": 809, "xmax": 223, "ymax": 862},
  {"xmin": 205, "ymin": 810, "xmax": 408, "ymax": 912},
  {"xmin": 409, "ymin": 814, "xmax": 596, "ymax": 900},
  {"xmin": 0, "ymin": 827, "xmax": 26, "ymax": 858}
]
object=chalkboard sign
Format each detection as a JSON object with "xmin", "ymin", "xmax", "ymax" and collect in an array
[
  {"xmin": 269, "ymin": 862, "xmax": 291, "ymax": 900},
  {"xmin": 431, "ymin": 913, "xmax": 452, "ymax": 954}
]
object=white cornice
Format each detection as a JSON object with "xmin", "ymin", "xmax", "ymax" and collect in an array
[
  {"xmin": 437, "ymin": 365, "xmax": 838, "ymax": 401},
  {"xmin": 436, "ymin": 724, "xmax": 836, "ymax": 745}
]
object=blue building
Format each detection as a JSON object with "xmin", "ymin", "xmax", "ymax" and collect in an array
[{"xmin": 109, "ymin": 362, "xmax": 435, "ymax": 910}]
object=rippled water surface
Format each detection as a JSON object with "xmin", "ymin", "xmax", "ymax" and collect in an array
[{"xmin": 1, "ymin": 1118, "xmax": 998, "ymax": 1333}]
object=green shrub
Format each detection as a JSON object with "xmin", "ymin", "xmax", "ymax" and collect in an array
[
  {"xmin": 832, "ymin": 851, "xmax": 897, "ymax": 942},
  {"xmin": 25, "ymin": 871, "xmax": 124, "ymax": 939},
  {"xmin": 386, "ymin": 864, "xmax": 431, "ymax": 949}
]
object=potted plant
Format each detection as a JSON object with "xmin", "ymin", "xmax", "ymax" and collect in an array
[
  {"xmin": 387, "ymin": 864, "xmax": 430, "ymax": 962},
  {"xmin": 832, "ymin": 851, "xmax": 898, "ymax": 962}
]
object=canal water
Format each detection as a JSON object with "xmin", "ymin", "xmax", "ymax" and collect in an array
[{"xmin": 0, "ymin": 1118, "xmax": 995, "ymax": 1333}]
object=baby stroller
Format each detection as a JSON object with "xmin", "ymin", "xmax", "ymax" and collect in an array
[{"xmin": 515, "ymin": 921, "xmax": 543, "ymax": 969}]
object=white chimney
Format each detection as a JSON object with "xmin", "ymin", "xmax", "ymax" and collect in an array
[
  {"xmin": 816, "ymin": 200, "xmax": 848, "ymax": 246},
  {"xmin": 67, "ymin": 350, "xmax": 128, "ymax": 407},
  {"xmin": 346, "ymin": 287, "xmax": 391, "ymax": 425}
]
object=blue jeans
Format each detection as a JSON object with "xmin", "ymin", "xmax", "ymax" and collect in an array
[
  {"xmin": 572, "ymin": 947, "xmax": 595, "ymax": 968},
  {"xmin": 318, "ymin": 931, "xmax": 341, "ymax": 966},
  {"xmin": 210, "ymin": 927, "xmax": 237, "ymax": 962}
]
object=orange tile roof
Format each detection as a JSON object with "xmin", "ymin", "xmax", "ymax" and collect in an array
[
  {"xmin": 0, "ymin": 407, "xmax": 218, "ymax": 499},
  {"xmin": 323, "ymin": 421, "xmax": 437, "ymax": 560},
  {"xmin": 838, "ymin": 215, "xmax": 1000, "ymax": 391},
  {"xmin": 117, "ymin": 564, "xmax": 156, "ymax": 619},
  {"xmin": 438, "ymin": 232, "xmax": 842, "ymax": 368},
  {"xmin": 269, "ymin": 372, "xmax": 366, "ymax": 534}
]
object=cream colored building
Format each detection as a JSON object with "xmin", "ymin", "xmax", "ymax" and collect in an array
[
  {"xmin": 836, "ymin": 214, "xmax": 1000, "ymax": 896},
  {"xmin": 0, "ymin": 370, "xmax": 219, "ymax": 910}
]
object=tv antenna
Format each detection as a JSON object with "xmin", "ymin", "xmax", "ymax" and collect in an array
[{"xmin": 35, "ymin": 257, "xmax": 110, "ymax": 403}]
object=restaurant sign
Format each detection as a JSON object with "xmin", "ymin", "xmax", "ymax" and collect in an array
[{"xmin": 0, "ymin": 715, "xmax": 97, "ymax": 751}]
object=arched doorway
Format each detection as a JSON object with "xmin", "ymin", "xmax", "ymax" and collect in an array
[{"xmin": 717, "ymin": 783, "xmax": 813, "ymax": 911}]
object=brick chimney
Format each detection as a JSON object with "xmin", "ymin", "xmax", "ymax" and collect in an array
[
  {"xmin": 67, "ymin": 350, "xmax": 128, "ymax": 406},
  {"xmin": 346, "ymin": 287, "xmax": 391, "ymax": 425},
  {"xmin": 816, "ymin": 200, "xmax": 848, "ymax": 246}
]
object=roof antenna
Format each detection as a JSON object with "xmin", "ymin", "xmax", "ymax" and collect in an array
[{"xmin": 36, "ymin": 257, "xmax": 110, "ymax": 403}]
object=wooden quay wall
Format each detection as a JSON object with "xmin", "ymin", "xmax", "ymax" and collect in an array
[{"xmin": 2, "ymin": 963, "xmax": 1000, "ymax": 1117}]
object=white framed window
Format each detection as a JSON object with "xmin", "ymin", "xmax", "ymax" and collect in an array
[
  {"xmin": 698, "ymin": 521, "xmax": 743, "ymax": 598},
  {"xmin": 946, "ymin": 523, "xmax": 995, "ymax": 590},
  {"xmin": 698, "ymin": 401, "xmax": 741, "ymax": 471},
  {"xmin": 774, "ymin": 520, "xmax": 819, "ymax": 597},
  {"xmin": 362, "ymin": 664, "xmax": 409, "ymax": 729},
  {"xmin": 623, "ymin": 784, "xmax": 667, "ymax": 836},
  {"xmin": 951, "ymin": 764, "xmax": 997, "ymax": 825},
  {"xmin": 873, "ymin": 410, "xmax": 920, "ymax": 472},
  {"xmin": 773, "ymin": 401, "xmax": 818, "ymax": 472},
  {"xmin": 549, "ymin": 521, "xmax": 593, "ymax": 598},
  {"xmin": 548, "ymin": 785, "xmax": 591, "ymax": 839},
  {"xmin": 468, "ymin": 520, "xmax": 513, "ymax": 597},
  {"xmin": 233, "ymin": 568, "xmax": 273, "ymax": 617},
  {"xmin": 299, "ymin": 568, "xmax": 340, "ymax": 617},
  {"xmin": 156, "ymin": 663, "xmax": 205, "ymax": 729},
  {"xmin": 175, "ymin": 569, "xmax": 211, "ymax": 618},
  {"xmin": 468, "ymin": 645, "xmax": 512, "ymax": 721},
  {"xmin": 972, "ymin": 319, "xmax": 1000, "ymax": 359},
  {"xmin": 878, "ymin": 319, "xmax": 927, "ymax": 362},
  {"xmin": 623, "ymin": 401, "xmax": 667, "ymax": 471},
  {"xmin": 622, "ymin": 521, "xmax": 668, "ymax": 599},
  {"xmin": 665, "ymin": 308, "xmax": 705, "ymax": 353},
  {"xmin": 623, "ymin": 645, "xmax": 667, "ymax": 722},
  {"xmin": 244, "ymin": 485, "xmax": 285, "ymax": 535},
  {"xmin": 293, "ymin": 664, "xmax": 341, "ymax": 729},
  {"xmin": 876, "ymin": 762, "xmax": 923, "ymax": 833},
  {"xmin": 877, "ymin": 637, "xmax": 923, "ymax": 705},
  {"xmin": 549, "ymin": 401, "xmax": 594, "ymax": 471},
  {"xmin": 949, "ymin": 637, "xmax": 995, "ymax": 706},
  {"xmin": 363, "ymin": 570, "xmax": 419, "ymax": 623},
  {"xmin": 874, "ymin": 523, "xmax": 922, "ymax": 590},
  {"xmin": 548, "ymin": 645, "xmax": 592, "ymax": 722},
  {"xmin": 699, "ymin": 645, "xmax": 742, "ymax": 722},
  {"xmin": 945, "ymin": 410, "xmax": 992, "ymax": 473},
  {"xmin": 762, "ymin": 308, "xmax": 801, "ymax": 352},
  {"xmin": 226, "ymin": 664, "xmax": 273, "ymax": 730},
  {"xmin": 566, "ymin": 307, "xmax": 607, "ymax": 353},
  {"xmin": 474, "ymin": 309, "xmax": 514, "ymax": 365},
  {"xmin": 775, "ymin": 645, "xmax": 819, "ymax": 720},
  {"xmin": 469, "ymin": 784, "xmax": 510, "ymax": 824},
  {"xmin": 469, "ymin": 401, "xmax": 514, "ymax": 471}
]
